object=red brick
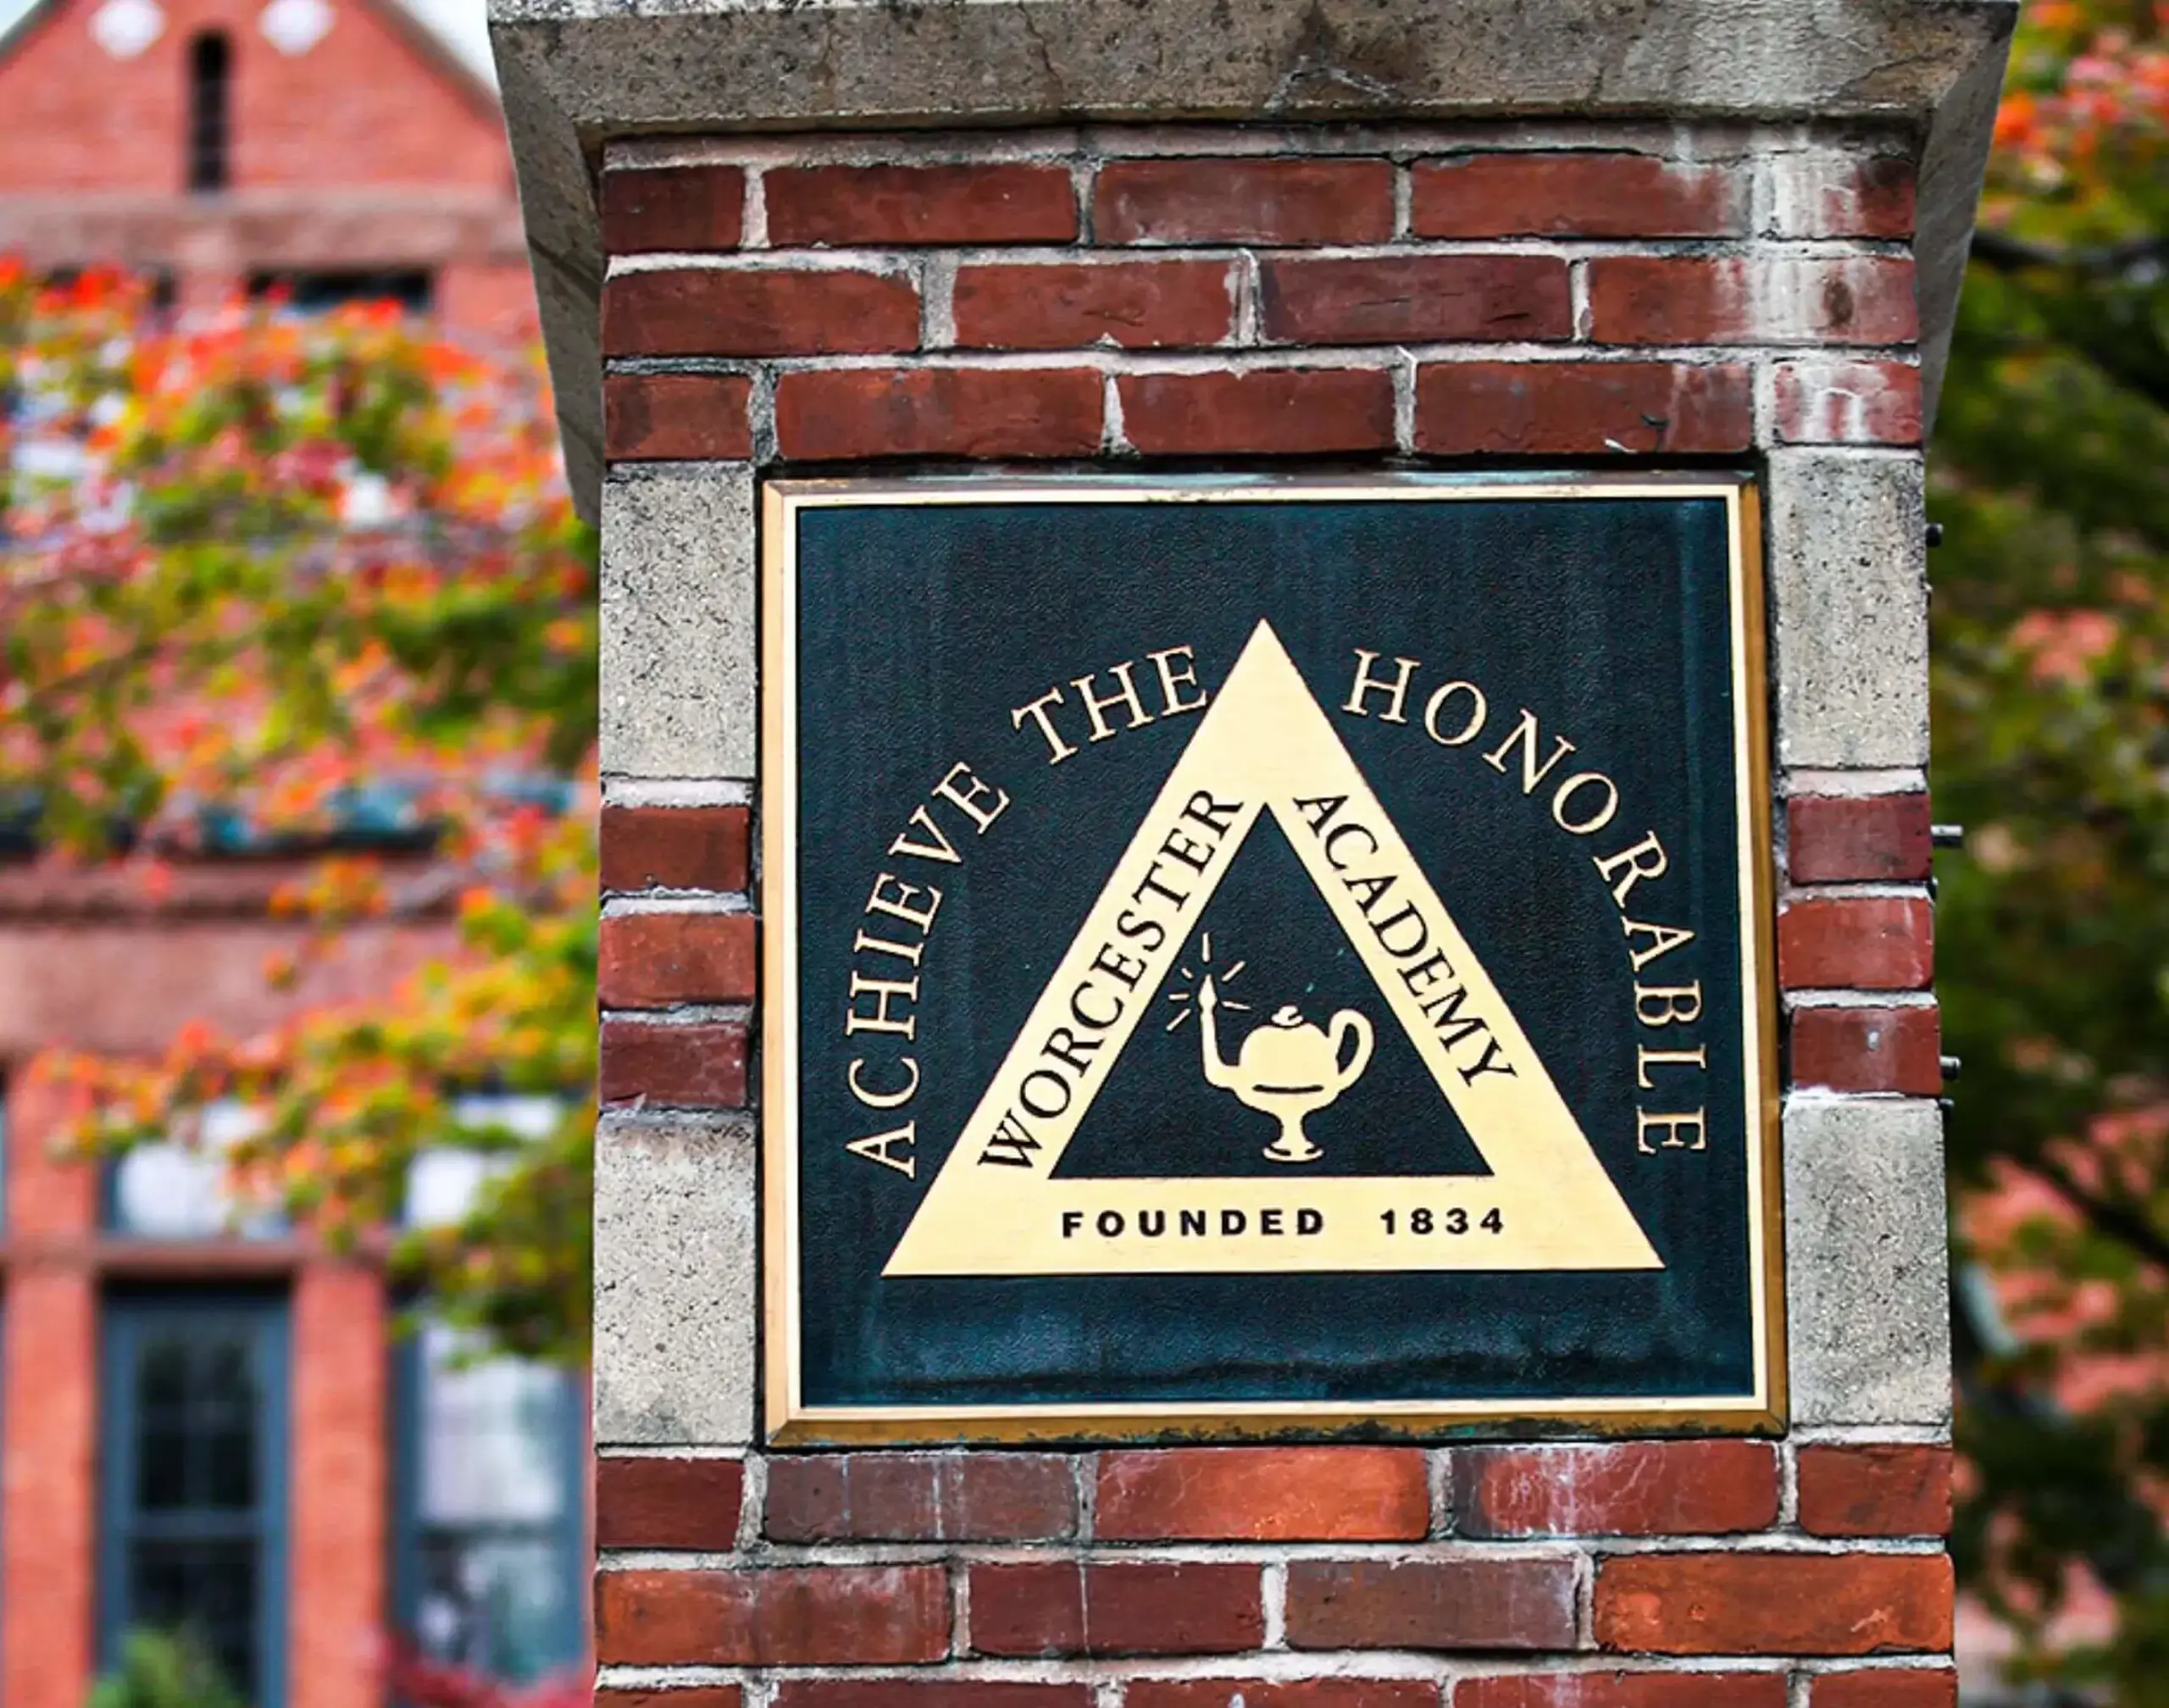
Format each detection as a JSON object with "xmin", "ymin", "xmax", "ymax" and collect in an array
[
  {"xmin": 1456, "ymin": 1676, "xmax": 1788, "ymax": 1708},
  {"xmin": 1773, "ymin": 153, "xmax": 1918, "ymax": 239},
  {"xmin": 599, "ymin": 1018, "xmax": 749, "ymax": 1107},
  {"xmin": 1096, "ymin": 1447, "xmax": 1428, "ymax": 1542},
  {"xmin": 1586, "ymin": 256, "xmax": 1918, "ymax": 347},
  {"xmin": 1790, "ymin": 1006, "xmax": 1942, "ymax": 1095},
  {"xmin": 596, "ymin": 1565, "xmax": 950, "ymax": 1666},
  {"xmin": 1417, "ymin": 361, "xmax": 1750, "ymax": 455},
  {"xmin": 1412, "ymin": 152, "xmax": 1745, "ymax": 238},
  {"xmin": 1778, "ymin": 897, "xmax": 1933, "ymax": 991},
  {"xmin": 953, "ymin": 260, "xmax": 1235, "ymax": 350},
  {"xmin": 1798, "ymin": 1445, "xmax": 1954, "ymax": 1539},
  {"xmin": 1094, "ymin": 158, "xmax": 1394, "ymax": 245},
  {"xmin": 602, "ymin": 268, "xmax": 919, "ymax": 358},
  {"xmin": 1131, "ymin": 1684, "xmax": 1436, "ymax": 1708},
  {"xmin": 599, "ymin": 912, "xmax": 757, "ymax": 1007},
  {"xmin": 0, "ymin": 1270, "xmax": 93, "ymax": 1708},
  {"xmin": 1453, "ymin": 1442, "xmax": 1778, "ymax": 1537},
  {"xmin": 1840, "ymin": 155, "xmax": 1918, "ymax": 236},
  {"xmin": 967, "ymin": 1561, "xmax": 1262, "ymax": 1657},
  {"xmin": 7, "ymin": 1070, "xmax": 95, "ymax": 1236},
  {"xmin": 775, "ymin": 1689, "xmax": 1091, "ymax": 1708},
  {"xmin": 292, "ymin": 1267, "xmax": 389, "ymax": 1708},
  {"xmin": 1772, "ymin": 360, "xmax": 1922, "ymax": 446},
  {"xmin": 1285, "ymin": 1560, "xmax": 1578, "ymax": 1652},
  {"xmin": 1789, "ymin": 796, "xmax": 1933, "ymax": 884},
  {"xmin": 775, "ymin": 368, "xmax": 1103, "ymax": 461},
  {"xmin": 602, "ymin": 805, "xmax": 752, "ymax": 895},
  {"xmin": 596, "ymin": 1692, "xmax": 743, "ymax": 1708},
  {"xmin": 765, "ymin": 1452, "xmax": 1076, "ymax": 1542},
  {"xmin": 1809, "ymin": 1672, "xmax": 1955, "ymax": 1708},
  {"xmin": 1261, "ymin": 255, "xmax": 1572, "ymax": 344},
  {"xmin": 596, "ymin": 1456, "xmax": 746, "ymax": 1550},
  {"xmin": 766, "ymin": 164, "xmax": 1078, "ymax": 247},
  {"xmin": 1118, "ymin": 369, "xmax": 1393, "ymax": 455},
  {"xmin": 602, "ymin": 165, "xmax": 746, "ymax": 252},
  {"xmin": 1595, "ymin": 1553, "xmax": 1952, "ymax": 1655},
  {"xmin": 605, "ymin": 374, "xmax": 754, "ymax": 462},
  {"xmin": 440, "ymin": 261, "xmax": 541, "ymax": 343}
]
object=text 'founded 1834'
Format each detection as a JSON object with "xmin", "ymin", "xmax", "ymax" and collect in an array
[{"xmin": 760, "ymin": 474, "xmax": 1778, "ymax": 1443}]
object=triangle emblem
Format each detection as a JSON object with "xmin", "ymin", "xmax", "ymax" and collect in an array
[{"xmin": 884, "ymin": 621, "xmax": 1662, "ymax": 1278}]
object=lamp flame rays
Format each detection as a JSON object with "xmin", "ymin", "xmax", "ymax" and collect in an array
[{"xmin": 1164, "ymin": 931, "xmax": 1250, "ymax": 1031}]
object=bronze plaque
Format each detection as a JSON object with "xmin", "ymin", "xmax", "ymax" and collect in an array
[{"xmin": 762, "ymin": 474, "xmax": 1778, "ymax": 1443}]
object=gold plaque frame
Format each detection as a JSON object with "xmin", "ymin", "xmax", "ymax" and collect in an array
[{"xmin": 759, "ymin": 472, "xmax": 1783, "ymax": 1445}]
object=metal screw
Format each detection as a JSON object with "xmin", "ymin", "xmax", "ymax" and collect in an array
[
  {"xmin": 1926, "ymin": 522, "xmax": 1945, "ymax": 547},
  {"xmin": 1931, "ymin": 823, "xmax": 1965, "ymax": 850},
  {"xmin": 1941, "ymin": 1055, "xmax": 1962, "ymax": 1083}
]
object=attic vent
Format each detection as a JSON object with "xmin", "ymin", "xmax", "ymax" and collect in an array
[{"xmin": 186, "ymin": 30, "xmax": 231, "ymax": 192}]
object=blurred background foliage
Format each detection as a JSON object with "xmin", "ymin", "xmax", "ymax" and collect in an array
[
  {"xmin": 1933, "ymin": 0, "xmax": 2169, "ymax": 1698},
  {"xmin": 0, "ymin": 272, "xmax": 597, "ymax": 1360}
]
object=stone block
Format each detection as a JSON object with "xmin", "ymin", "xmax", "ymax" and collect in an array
[
  {"xmin": 600, "ymin": 464, "xmax": 756, "ymax": 781},
  {"xmin": 1766, "ymin": 452, "xmax": 1929, "ymax": 769},
  {"xmin": 1784, "ymin": 1098, "xmax": 1950, "ymax": 1427},
  {"xmin": 594, "ymin": 1111, "xmax": 756, "ymax": 1445}
]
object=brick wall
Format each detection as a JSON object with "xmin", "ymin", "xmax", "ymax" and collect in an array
[
  {"xmin": 2, "ymin": 1074, "xmax": 99, "ymax": 1708},
  {"xmin": 290, "ymin": 1264, "xmax": 390, "ymax": 1708},
  {"xmin": 595, "ymin": 123, "xmax": 1949, "ymax": 1702},
  {"xmin": 0, "ymin": 894, "xmax": 438, "ymax": 1703}
]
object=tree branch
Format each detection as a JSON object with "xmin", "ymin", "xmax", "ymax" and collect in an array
[
  {"xmin": 1974, "ymin": 228, "xmax": 2169, "ymax": 277},
  {"xmin": 2026, "ymin": 1153, "xmax": 2169, "ymax": 1274}
]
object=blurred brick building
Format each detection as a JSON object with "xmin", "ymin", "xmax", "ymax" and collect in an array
[
  {"xmin": 0, "ymin": 4, "xmax": 579, "ymax": 1705},
  {"xmin": 0, "ymin": 0, "xmax": 533, "ymax": 335}
]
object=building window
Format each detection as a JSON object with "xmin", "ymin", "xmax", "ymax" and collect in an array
[
  {"xmin": 100, "ymin": 1294, "xmax": 289, "ymax": 1705},
  {"xmin": 396, "ymin": 1094, "xmax": 584, "ymax": 1681},
  {"xmin": 107, "ymin": 1101, "xmax": 284, "ymax": 1239},
  {"xmin": 247, "ymin": 270, "xmax": 435, "ymax": 316},
  {"xmin": 393, "ymin": 1323, "xmax": 584, "ymax": 1680},
  {"xmin": 186, "ymin": 30, "xmax": 231, "ymax": 192}
]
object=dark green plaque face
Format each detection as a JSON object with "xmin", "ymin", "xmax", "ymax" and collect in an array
[{"xmin": 761, "ymin": 474, "xmax": 1778, "ymax": 1443}]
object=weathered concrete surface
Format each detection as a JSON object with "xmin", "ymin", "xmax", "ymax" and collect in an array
[
  {"xmin": 1785, "ymin": 1097, "xmax": 1952, "ymax": 1428},
  {"xmin": 1767, "ymin": 450, "xmax": 1930, "ymax": 770},
  {"xmin": 490, "ymin": 0, "xmax": 2016, "ymax": 516},
  {"xmin": 594, "ymin": 1110, "xmax": 757, "ymax": 1445},
  {"xmin": 599, "ymin": 463, "xmax": 757, "ymax": 780}
]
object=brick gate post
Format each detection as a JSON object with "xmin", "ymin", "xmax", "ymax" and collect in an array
[{"xmin": 494, "ymin": 3, "xmax": 2012, "ymax": 1700}]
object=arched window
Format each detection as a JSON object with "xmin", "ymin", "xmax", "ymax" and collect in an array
[{"xmin": 186, "ymin": 30, "xmax": 231, "ymax": 192}]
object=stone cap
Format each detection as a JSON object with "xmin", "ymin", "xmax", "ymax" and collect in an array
[{"xmin": 489, "ymin": 0, "xmax": 2016, "ymax": 518}]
